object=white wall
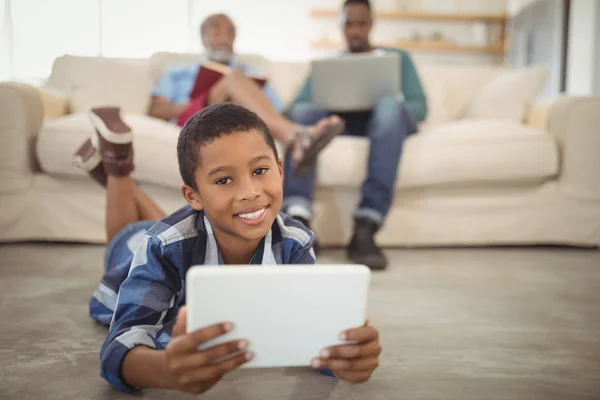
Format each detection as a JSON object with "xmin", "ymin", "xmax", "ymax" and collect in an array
[
  {"xmin": 507, "ymin": 0, "xmax": 540, "ymax": 15},
  {"xmin": 566, "ymin": 0, "xmax": 600, "ymax": 96},
  {"xmin": 0, "ymin": 0, "xmax": 10, "ymax": 81},
  {"xmin": 0, "ymin": 0, "xmax": 509, "ymax": 80}
]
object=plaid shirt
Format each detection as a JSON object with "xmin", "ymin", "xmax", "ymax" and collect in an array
[{"xmin": 90, "ymin": 205, "xmax": 316, "ymax": 392}]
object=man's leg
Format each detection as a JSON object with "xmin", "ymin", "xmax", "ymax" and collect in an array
[
  {"xmin": 217, "ymin": 71, "xmax": 296, "ymax": 142},
  {"xmin": 283, "ymin": 103, "xmax": 329, "ymax": 249},
  {"xmin": 348, "ymin": 96, "xmax": 417, "ymax": 270},
  {"xmin": 283, "ymin": 103, "xmax": 329, "ymax": 219},
  {"xmin": 216, "ymin": 73, "xmax": 343, "ymax": 175}
]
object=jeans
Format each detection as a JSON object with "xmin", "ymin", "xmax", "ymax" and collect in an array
[{"xmin": 283, "ymin": 96, "xmax": 417, "ymax": 226}]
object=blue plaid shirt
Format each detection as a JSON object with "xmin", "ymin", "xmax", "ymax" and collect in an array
[{"xmin": 90, "ymin": 205, "xmax": 315, "ymax": 392}]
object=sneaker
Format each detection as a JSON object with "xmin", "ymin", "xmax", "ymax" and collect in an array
[
  {"xmin": 88, "ymin": 107, "xmax": 134, "ymax": 177},
  {"xmin": 293, "ymin": 216, "xmax": 320, "ymax": 256},
  {"xmin": 72, "ymin": 138, "xmax": 107, "ymax": 186},
  {"xmin": 347, "ymin": 218, "xmax": 387, "ymax": 270}
]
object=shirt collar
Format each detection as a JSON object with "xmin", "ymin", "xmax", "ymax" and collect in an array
[{"xmin": 200, "ymin": 212, "xmax": 276, "ymax": 265}]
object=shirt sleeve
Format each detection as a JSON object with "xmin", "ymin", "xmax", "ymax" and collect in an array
[
  {"xmin": 263, "ymin": 82, "xmax": 285, "ymax": 113},
  {"xmin": 287, "ymin": 226, "xmax": 316, "ymax": 265},
  {"xmin": 399, "ymin": 51, "xmax": 428, "ymax": 123},
  {"xmin": 151, "ymin": 68, "xmax": 177, "ymax": 101},
  {"xmin": 99, "ymin": 235, "xmax": 181, "ymax": 393}
]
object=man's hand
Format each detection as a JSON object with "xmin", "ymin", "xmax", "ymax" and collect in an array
[
  {"xmin": 164, "ymin": 307, "xmax": 253, "ymax": 394},
  {"xmin": 312, "ymin": 320, "xmax": 381, "ymax": 384}
]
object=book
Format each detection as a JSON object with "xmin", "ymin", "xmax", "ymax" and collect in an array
[{"xmin": 189, "ymin": 61, "xmax": 268, "ymax": 100}]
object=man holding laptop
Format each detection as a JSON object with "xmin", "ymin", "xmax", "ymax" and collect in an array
[{"xmin": 283, "ymin": 0, "xmax": 428, "ymax": 270}]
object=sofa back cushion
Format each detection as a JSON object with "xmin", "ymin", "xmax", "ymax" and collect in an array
[
  {"xmin": 465, "ymin": 65, "xmax": 548, "ymax": 122},
  {"xmin": 47, "ymin": 55, "xmax": 152, "ymax": 115},
  {"xmin": 417, "ymin": 64, "xmax": 512, "ymax": 128},
  {"xmin": 46, "ymin": 53, "xmax": 516, "ymax": 125}
]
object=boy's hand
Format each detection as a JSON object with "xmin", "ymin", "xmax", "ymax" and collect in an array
[
  {"xmin": 164, "ymin": 307, "xmax": 253, "ymax": 394},
  {"xmin": 312, "ymin": 319, "xmax": 381, "ymax": 384}
]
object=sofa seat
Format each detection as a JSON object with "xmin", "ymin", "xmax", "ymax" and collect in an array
[
  {"xmin": 317, "ymin": 119, "xmax": 559, "ymax": 189},
  {"xmin": 37, "ymin": 115, "xmax": 559, "ymax": 191}
]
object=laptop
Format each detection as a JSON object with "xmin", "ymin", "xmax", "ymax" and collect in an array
[
  {"xmin": 311, "ymin": 52, "xmax": 401, "ymax": 112},
  {"xmin": 186, "ymin": 265, "xmax": 370, "ymax": 368}
]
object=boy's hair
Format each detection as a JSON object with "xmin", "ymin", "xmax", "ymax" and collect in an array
[
  {"xmin": 177, "ymin": 103, "xmax": 279, "ymax": 191},
  {"xmin": 343, "ymin": 0, "xmax": 371, "ymax": 10}
]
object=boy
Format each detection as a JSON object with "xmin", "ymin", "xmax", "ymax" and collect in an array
[{"xmin": 74, "ymin": 104, "xmax": 381, "ymax": 394}]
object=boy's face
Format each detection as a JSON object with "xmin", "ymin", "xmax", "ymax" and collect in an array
[{"xmin": 182, "ymin": 130, "xmax": 283, "ymax": 243}]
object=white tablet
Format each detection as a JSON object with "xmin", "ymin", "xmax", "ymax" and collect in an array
[{"xmin": 186, "ymin": 265, "xmax": 371, "ymax": 368}]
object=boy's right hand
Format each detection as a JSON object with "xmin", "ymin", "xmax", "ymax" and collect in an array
[{"xmin": 164, "ymin": 306, "xmax": 253, "ymax": 394}]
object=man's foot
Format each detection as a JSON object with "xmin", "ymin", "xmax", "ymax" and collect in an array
[
  {"xmin": 347, "ymin": 218, "xmax": 388, "ymax": 271},
  {"xmin": 289, "ymin": 116, "xmax": 345, "ymax": 177},
  {"xmin": 292, "ymin": 216, "xmax": 320, "ymax": 256},
  {"xmin": 88, "ymin": 107, "xmax": 134, "ymax": 177},
  {"xmin": 72, "ymin": 139, "xmax": 107, "ymax": 186}
]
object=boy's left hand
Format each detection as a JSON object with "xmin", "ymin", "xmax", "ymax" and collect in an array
[{"xmin": 312, "ymin": 320, "xmax": 381, "ymax": 384}]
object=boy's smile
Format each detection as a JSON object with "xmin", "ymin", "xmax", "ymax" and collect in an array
[
  {"xmin": 234, "ymin": 205, "xmax": 269, "ymax": 225},
  {"xmin": 183, "ymin": 129, "xmax": 283, "ymax": 263}
]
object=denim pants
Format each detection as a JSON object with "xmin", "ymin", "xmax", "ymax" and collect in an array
[{"xmin": 283, "ymin": 96, "xmax": 417, "ymax": 226}]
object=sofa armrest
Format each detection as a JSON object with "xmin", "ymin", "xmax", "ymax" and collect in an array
[
  {"xmin": 529, "ymin": 96, "xmax": 600, "ymax": 199},
  {"xmin": 0, "ymin": 82, "xmax": 44, "ymax": 193}
]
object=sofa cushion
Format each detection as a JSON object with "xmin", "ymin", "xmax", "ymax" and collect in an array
[
  {"xmin": 37, "ymin": 114, "xmax": 181, "ymax": 186},
  {"xmin": 417, "ymin": 64, "xmax": 510, "ymax": 124},
  {"xmin": 47, "ymin": 55, "xmax": 152, "ymax": 115},
  {"xmin": 465, "ymin": 65, "xmax": 548, "ymax": 122},
  {"xmin": 37, "ymin": 116, "xmax": 559, "ymax": 192},
  {"xmin": 316, "ymin": 119, "xmax": 559, "ymax": 189}
]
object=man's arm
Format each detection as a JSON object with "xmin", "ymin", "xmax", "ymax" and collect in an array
[
  {"xmin": 148, "ymin": 68, "xmax": 189, "ymax": 121},
  {"xmin": 398, "ymin": 50, "xmax": 428, "ymax": 123},
  {"xmin": 148, "ymin": 96, "xmax": 189, "ymax": 121}
]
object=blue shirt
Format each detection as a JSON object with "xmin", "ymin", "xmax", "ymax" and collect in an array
[
  {"xmin": 152, "ymin": 58, "xmax": 285, "ymax": 114},
  {"xmin": 90, "ymin": 205, "xmax": 315, "ymax": 392}
]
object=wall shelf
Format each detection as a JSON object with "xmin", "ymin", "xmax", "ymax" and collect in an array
[
  {"xmin": 311, "ymin": 39, "xmax": 506, "ymax": 55},
  {"xmin": 310, "ymin": 9, "xmax": 508, "ymax": 23}
]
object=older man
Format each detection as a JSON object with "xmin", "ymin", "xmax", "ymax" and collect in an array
[
  {"xmin": 282, "ymin": 0, "xmax": 428, "ymax": 270},
  {"xmin": 150, "ymin": 14, "xmax": 343, "ymax": 173}
]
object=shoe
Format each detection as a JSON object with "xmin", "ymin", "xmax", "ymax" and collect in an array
[
  {"xmin": 73, "ymin": 139, "xmax": 107, "ymax": 186},
  {"xmin": 347, "ymin": 218, "xmax": 387, "ymax": 271},
  {"xmin": 293, "ymin": 216, "xmax": 320, "ymax": 256},
  {"xmin": 88, "ymin": 107, "xmax": 134, "ymax": 177}
]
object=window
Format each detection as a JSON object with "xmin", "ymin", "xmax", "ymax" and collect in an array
[
  {"xmin": 0, "ymin": 0, "xmax": 10, "ymax": 80},
  {"xmin": 11, "ymin": 0, "xmax": 99, "ymax": 79},
  {"xmin": 100, "ymin": 0, "xmax": 189, "ymax": 58}
]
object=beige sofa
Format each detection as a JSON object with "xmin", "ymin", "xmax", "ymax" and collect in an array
[{"xmin": 1, "ymin": 52, "xmax": 599, "ymax": 248}]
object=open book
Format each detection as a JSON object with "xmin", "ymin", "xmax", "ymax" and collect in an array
[{"xmin": 190, "ymin": 61, "xmax": 268, "ymax": 100}]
